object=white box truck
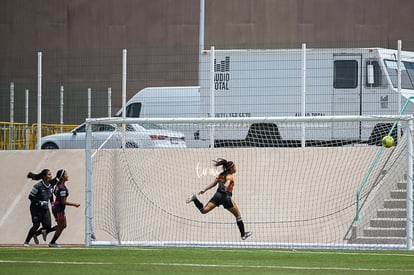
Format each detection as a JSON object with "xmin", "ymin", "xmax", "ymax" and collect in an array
[
  {"xmin": 120, "ymin": 47, "xmax": 414, "ymax": 147},
  {"xmin": 116, "ymin": 86, "xmax": 202, "ymax": 147}
]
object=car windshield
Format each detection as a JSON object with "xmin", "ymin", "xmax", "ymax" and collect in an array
[
  {"xmin": 72, "ymin": 123, "xmax": 163, "ymax": 133},
  {"xmin": 73, "ymin": 124, "xmax": 116, "ymax": 132},
  {"xmin": 73, "ymin": 124, "xmax": 85, "ymax": 132},
  {"xmin": 125, "ymin": 123, "xmax": 163, "ymax": 131},
  {"xmin": 384, "ymin": 59, "xmax": 414, "ymax": 89},
  {"xmin": 139, "ymin": 123, "xmax": 163, "ymax": 130}
]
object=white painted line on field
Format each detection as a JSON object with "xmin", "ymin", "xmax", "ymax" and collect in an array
[
  {"xmin": 216, "ymin": 248, "xmax": 414, "ymax": 258},
  {"xmin": 141, "ymin": 262, "xmax": 414, "ymax": 272},
  {"xmin": 1, "ymin": 260, "xmax": 414, "ymax": 273},
  {"xmin": 0, "ymin": 260, "xmax": 111, "ymax": 265}
]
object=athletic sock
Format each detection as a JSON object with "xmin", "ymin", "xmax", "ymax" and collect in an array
[
  {"xmin": 25, "ymin": 225, "xmax": 40, "ymax": 243},
  {"xmin": 50, "ymin": 236, "xmax": 58, "ymax": 244},
  {"xmin": 193, "ymin": 198, "xmax": 204, "ymax": 210},
  {"xmin": 236, "ymin": 217, "xmax": 245, "ymax": 236}
]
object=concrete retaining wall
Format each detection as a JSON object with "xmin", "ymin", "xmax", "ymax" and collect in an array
[{"xmin": 0, "ymin": 146, "xmax": 389, "ymax": 246}]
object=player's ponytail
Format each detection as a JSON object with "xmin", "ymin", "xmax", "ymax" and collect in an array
[
  {"xmin": 213, "ymin": 158, "xmax": 235, "ymax": 171},
  {"xmin": 213, "ymin": 158, "xmax": 227, "ymax": 167},
  {"xmin": 27, "ymin": 169, "xmax": 50, "ymax": 181}
]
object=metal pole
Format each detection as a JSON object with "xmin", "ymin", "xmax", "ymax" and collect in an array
[
  {"xmin": 301, "ymin": 43, "xmax": 306, "ymax": 148},
  {"xmin": 25, "ymin": 89, "xmax": 29, "ymax": 149},
  {"xmin": 85, "ymin": 121, "xmax": 92, "ymax": 246},
  {"xmin": 88, "ymin": 88, "xmax": 91, "ymax": 119},
  {"xmin": 406, "ymin": 119, "xmax": 413, "ymax": 250},
  {"xmin": 9, "ymin": 82, "xmax": 14, "ymax": 150},
  {"xmin": 122, "ymin": 49, "xmax": 127, "ymax": 147},
  {"xmin": 9, "ymin": 82, "xmax": 14, "ymax": 123},
  {"xmin": 108, "ymin": 87, "xmax": 112, "ymax": 117},
  {"xmin": 209, "ymin": 46, "xmax": 215, "ymax": 148},
  {"xmin": 198, "ymin": 0, "xmax": 205, "ymax": 87},
  {"xmin": 122, "ymin": 50, "xmax": 127, "ymax": 119},
  {"xmin": 37, "ymin": 52, "xmax": 42, "ymax": 150},
  {"xmin": 60, "ymin": 85, "xmax": 64, "ymax": 133},
  {"xmin": 397, "ymin": 40, "xmax": 402, "ymax": 139}
]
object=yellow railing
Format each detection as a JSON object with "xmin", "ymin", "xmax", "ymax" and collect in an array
[{"xmin": 0, "ymin": 122, "xmax": 77, "ymax": 150}]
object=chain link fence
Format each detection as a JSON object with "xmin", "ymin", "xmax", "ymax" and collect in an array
[{"xmin": 1, "ymin": 40, "xmax": 414, "ymax": 149}]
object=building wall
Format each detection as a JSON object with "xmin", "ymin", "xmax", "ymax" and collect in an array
[
  {"xmin": 1, "ymin": 0, "xmax": 413, "ymax": 50},
  {"xmin": 0, "ymin": 146, "xmax": 388, "ymax": 245},
  {"xmin": 1, "ymin": 0, "xmax": 413, "ymax": 123}
]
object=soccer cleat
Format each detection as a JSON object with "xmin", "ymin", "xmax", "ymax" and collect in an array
[
  {"xmin": 48, "ymin": 243, "xmax": 59, "ymax": 248},
  {"xmin": 241, "ymin": 231, "xmax": 253, "ymax": 240},
  {"xmin": 41, "ymin": 229, "xmax": 47, "ymax": 242},
  {"xmin": 23, "ymin": 242, "xmax": 29, "ymax": 247},
  {"xmin": 33, "ymin": 234, "xmax": 39, "ymax": 245},
  {"xmin": 186, "ymin": 193, "xmax": 197, "ymax": 204}
]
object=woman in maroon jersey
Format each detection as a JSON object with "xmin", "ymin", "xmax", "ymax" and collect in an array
[{"xmin": 48, "ymin": 169, "xmax": 80, "ymax": 247}]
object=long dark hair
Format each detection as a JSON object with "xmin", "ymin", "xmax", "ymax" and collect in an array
[
  {"xmin": 27, "ymin": 169, "xmax": 50, "ymax": 181},
  {"xmin": 213, "ymin": 158, "xmax": 235, "ymax": 171}
]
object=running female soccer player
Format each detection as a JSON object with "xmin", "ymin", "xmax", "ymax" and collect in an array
[
  {"xmin": 23, "ymin": 169, "xmax": 55, "ymax": 246},
  {"xmin": 186, "ymin": 158, "xmax": 252, "ymax": 240},
  {"xmin": 48, "ymin": 169, "xmax": 80, "ymax": 247}
]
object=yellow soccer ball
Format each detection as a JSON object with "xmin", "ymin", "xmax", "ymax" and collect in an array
[{"xmin": 382, "ymin": 136, "xmax": 394, "ymax": 148}]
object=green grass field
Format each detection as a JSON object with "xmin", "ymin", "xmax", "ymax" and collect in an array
[{"xmin": 1, "ymin": 246, "xmax": 414, "ymax": 274}]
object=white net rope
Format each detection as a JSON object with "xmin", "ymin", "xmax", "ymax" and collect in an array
[{"xmin": 88, "ymin": 117, "xmax": 410, "ymax": 248}]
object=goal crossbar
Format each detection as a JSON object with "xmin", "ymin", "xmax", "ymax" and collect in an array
[{"xmin": 86, "ymin": 115, "xmax": 413, "ymax": 125}]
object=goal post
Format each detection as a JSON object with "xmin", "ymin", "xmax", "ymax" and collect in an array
[{"xmin": 85, "ymin": 115, "xmax": 413, "ymax": 249}]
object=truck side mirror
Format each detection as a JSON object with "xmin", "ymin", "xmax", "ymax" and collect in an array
[{"xmin": 367, "ymin": 64, "xmax": 374, "ymax": 85}]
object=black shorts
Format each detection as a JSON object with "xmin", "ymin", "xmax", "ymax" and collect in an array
[
  {"xmin": 30, "ymin": 205, "xmax": 52, "ymax": 229},
  {"xmin": 209, "ymin": 191, "xmax": 234, "ymax": 209}
]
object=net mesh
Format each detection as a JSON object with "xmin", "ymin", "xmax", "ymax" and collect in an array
[{"xmin": 88, "ymin": 117, "xmax": 410, "ymax": 248}]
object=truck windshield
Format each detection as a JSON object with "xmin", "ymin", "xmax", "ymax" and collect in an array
[{"xmin": 384, "ymin": 59, "xmax": 414, "ymax": 89}]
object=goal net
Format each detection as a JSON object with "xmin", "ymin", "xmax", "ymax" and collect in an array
[{"xmin": 85, "ymin": 115, "xmax": 413, "ymax": 249}]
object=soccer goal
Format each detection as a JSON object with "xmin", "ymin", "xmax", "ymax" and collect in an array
[{"xmin": 85, "ymin": 115, "xmax": 413, "ymax": 249}]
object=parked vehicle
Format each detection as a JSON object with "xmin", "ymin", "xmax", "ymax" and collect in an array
[
  {"xmin": 40, "ymin": 122, "xmax": 186, "ymax": 149},
  {"xmin": 116, "ymin": 86, "xmax": 200, "ymax": 118},
  {"xmin": 115, "ymin": 86, "xmax": 201, "ymax": 147},
  {"xmin": 119, "ymin": 47, "xmax": 414, "ymax": 147}
]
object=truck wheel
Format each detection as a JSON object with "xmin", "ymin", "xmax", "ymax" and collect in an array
[
  {"xmin": 41, "ymin": 142, "xmax": 59, "ymax": 149},
  {"xmin": 245, "ymin": 123, "xmax": 282, "ymax": 147},
  {"xmin": 125, "ymin": 142, "xmax": 139, "ymax": 148},
  {"xmin": 368, "ymin": 123, "xmax": 397, "ymax": 146}
]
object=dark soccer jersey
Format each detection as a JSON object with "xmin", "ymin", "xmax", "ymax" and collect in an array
[
  {"xmin": 216, "ymin": 171, "xmax": 234, "ymax": 193},
  {"xmin": 29, "ymin": 180, "xmax": 54, "ymax": 208},
  {"xmin": 53, "ymin": 183, "xmax": 69, "ymax": 212}
]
